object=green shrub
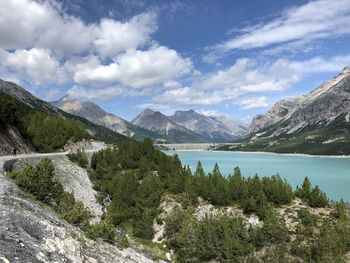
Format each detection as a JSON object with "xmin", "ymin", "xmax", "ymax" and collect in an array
[
  {"xmin": 298, "ymin": 208, "xmax": 317, "ymax": 227},
  {"xmin": 67, "ymin": 148, "xmax": 89, "ymax": 167},
  {"xmin": 10, "ymin": 158, "xmax": 90, "ymax": 229},
  {"xmin": 10, "ymin": 158, "xmax": 63, "ymax": 204},
  {"xmin": 85, "ymin": 220, "xmax": 116, "ymax": 243},
  {"xmin": 251, "ymin": 209, "xmax": 289, "ymax": 247},
  {"xmin": 296, "ymin": 177, "xmax": 328, "ymax": 207}
]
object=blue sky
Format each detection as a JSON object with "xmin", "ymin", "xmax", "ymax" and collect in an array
[{"xmin": 0, "ymin": 0, "xmax": 350, "ymax": 122}]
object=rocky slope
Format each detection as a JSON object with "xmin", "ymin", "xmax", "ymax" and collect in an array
[
  {"xmin": 230, "ymin": 67, "xmax": 350, "ymax": 154},
  {"xmin": 249, "ymin": 67, "xmax": 350, "ymax": 136},
  {"xmin": 132, "ymin": 109, "xmax": 206, "ymax": 143},
  {"xmin": 51, "ymin": 96, "xmax": 162, "ymax": 142},
  {"xmin": 0, "ymin": 79, "xmax": 127, "ymax": 144},
  {"xmin": 0, "ymin": 159, "xmax": 166, "ymax": 263},
  {"xmin": 0, "ymin": 124, "xmax": 34, "ymax": 155},
  {"xmin": 169, "ymin": 110, "xmax": 247, "ymax": 142},
  {"xmin": 11, "ymin": 156, "xmax": 104, "ymax": 223}
]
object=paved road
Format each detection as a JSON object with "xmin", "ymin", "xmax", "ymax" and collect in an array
[{"xmin": 0, "ymin": 141, "xmax": 107, "ymax": 170}]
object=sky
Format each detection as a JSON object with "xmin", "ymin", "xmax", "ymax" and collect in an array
[{"xmin": 1, "ymin": 0, "xmax": 350, "ymax": 122}]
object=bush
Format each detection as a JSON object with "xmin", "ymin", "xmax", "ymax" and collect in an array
[
  {"xmin": 67, "ymin": 148, "xmax": 89, "ymax": 167},
  {"xmin": 296, "ymin": 177, "xmax": 328, "ymax": 207},
  {"xmin": 262, "ymin": 175, "xmax": 294, "ymax": 204},
  {"xmin": 85, "ymin": 220, "xmax": 116, "ymax": 243},
  {"xmin": 10, "ymin": 158, "xmax": 63, "ymax": 204},
  {"xmin": 10, "ymin": 158, "xmax": 90, "ymax": 228},
  {"xmin": 312, "ymin": 221, "xmax": 350, "ymax": 262},
  {"xmin": 298, "ymin": 208, "xmax": 317, "ymax": 227},
  {"xmin": 251, "ymin": 209, "xmax": 289, "ymax": 247}
]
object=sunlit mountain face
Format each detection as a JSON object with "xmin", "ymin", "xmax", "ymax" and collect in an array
[{"xmin": 0, "ymin": 0, "xmax": 350, "ymax": 123}]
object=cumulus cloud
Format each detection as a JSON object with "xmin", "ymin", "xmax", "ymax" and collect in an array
[
  {"xmin": 94, "ymin": 13, "xmax": 157, "ymax": 57},
  {"xmin": 67, "ymin": 85, "xmax": 127, "ymax": 100},
  {"xmin": 205, "ymin": 0, "xmax": 350, "ymax": 61},
  {"xmin": 0, "ymin": 0, "xmax": 193, "ymax": 91},
  {"xmin": 1, "ymin": 48, "xmax": 66, "ymax": 84},
  {"xmin": 152, "ymin": 53, "xmax": 350, "ymax": 109},
  {"xmin": 0, "ymin": 0, "xmax": 95, "ymax": 56},
  {"xmin": 74, "ymin": 46, "xmax": 193, "ymax": 88},
  {"xmin": 240, "ymin": 97, "xmax": 269, "ymax": 109}
]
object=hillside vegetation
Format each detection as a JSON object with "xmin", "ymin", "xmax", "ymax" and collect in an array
[
  {"xmin": 0, "ymin": 92, "xmax": 89, "ymax": 152},
  {"xmin": 7, "ymin": 139, "xmax": 350, "ymax": 262},
  {"xmin": 87, "ymin": 139, "xmax": 350, "ymax": 262},
  {"xmin": 222, "ymin": 114, "xmax": 350, "ymax": 155}
]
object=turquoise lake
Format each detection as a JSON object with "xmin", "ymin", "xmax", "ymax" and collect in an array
[{"xmin": 166, "ymin": 151, "xmax": 350, "ymax": 202}]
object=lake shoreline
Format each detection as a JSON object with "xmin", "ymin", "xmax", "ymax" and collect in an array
[{"xmin": 167, "ymin": 149, "xmax": 350, "ymax": 159}]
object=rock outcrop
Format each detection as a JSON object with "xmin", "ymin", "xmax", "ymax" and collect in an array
[
  {"xmin": 0, "ymin": 160, "xmax": 166, "ymax": 263},
  {"xmin": 249, "ymin": 67, "xmax": 350, "ymax": 136},
  {"xmin": 0, "ymin": 124, "xmax": 34, "ymax": 155}
]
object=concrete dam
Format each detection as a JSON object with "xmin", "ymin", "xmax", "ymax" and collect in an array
[{"xmin": 154, "ymin": 143, "xmax": 240, "ymax": 151}]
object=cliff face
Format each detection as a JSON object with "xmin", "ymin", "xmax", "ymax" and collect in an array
[
  {"xmin": 0, "ymin": 160, "xmax": 165, "ymax": 263},
  {"xmin": 0, "ymin": 124, "xmax": 34, "ymax": 155},
  {"xmin": 249, "ymin": 67, "xmax": 350, "ymax": 136}
]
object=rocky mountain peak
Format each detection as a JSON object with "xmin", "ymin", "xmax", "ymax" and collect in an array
[
  {"xmin": 341, "ymin": 66, "xmax": 350, "ymax": 75},
  {"xmin": 248, "ymin": 66, "xmax": 350, "ymax": 136},
  {"xmin": 60, "ymin": 95, "xmax": 78, "ymax": 103},
  {"xmin": 141, "ymin": 108, "xmax": 156, "ymax": 116}
]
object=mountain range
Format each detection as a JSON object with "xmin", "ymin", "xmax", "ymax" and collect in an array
[
  {"xmin": 132, "ymin": 109, "xmax": 247, "ymax": 143},
  {"xmin": 52, "ymin": 97, "xmax": 248, "ymax": 143},
  {"xmin": 226, "ymin": 66, "xmax": 350, "ymax": 155},
  {"xmin": 1, "ymin": 65, "xmax": 349, "ymax": 154},
  {"xmin": 51, "ymin": 96, "xmax": 163, "ymax": 142}
]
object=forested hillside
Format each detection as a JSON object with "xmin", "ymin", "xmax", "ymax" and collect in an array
[
  {"xmin": 87, "ymin": 139, "xmax": 350, "ymax": 262},
  {"xmin": 1, "ymin": 92, "xmax": 88, "ymax": 152}
]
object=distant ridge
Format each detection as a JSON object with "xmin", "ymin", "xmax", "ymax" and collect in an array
[
  {"xmin": 51, "ymin": 96, "xmax": 163, "ymax": 142},
  {"xmin": 229, "ymin": 67, "xmax": 350, "ymax": 155},
  {"xmin": 132, "ymin": 109, "xmax": 208, "ymax": 143}
]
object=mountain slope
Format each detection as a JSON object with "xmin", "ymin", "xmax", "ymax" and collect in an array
[
  {"xmin": 169, "ymin": 110, "xmax": 247, "ymax": 142},
  {"xmin": 250, "ymin": 67, "xmax": 350, "ymax": 136},
  {"xmin": 51, "ymin": 96, "xmax": 163, "ymax": 142},
  {"xmin": 226, "ymin": 67, "xmax": 350, "ymax": 155},
  {"xmin": 0, "ymin": 80, "xmax": 127, "ymax": 147},
  {"xmin": 132, "ymin": 109, "xmax": 207, "ymax": 143}
]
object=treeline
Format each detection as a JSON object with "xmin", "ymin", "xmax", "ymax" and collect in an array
[
  {"xmin": 0, "ymin": 92, "xmax": 88, "ymax": 152},
  {"xmin": 88, "ymin": 139, "xmax": 350, "ymax": 262},
  {"xmin": 90, "ymin": 139, "xmax": 328, "ymax": 234},
  {"xmin": 8, "ymin": 138, "xmax": 350, "ymax": 262}
]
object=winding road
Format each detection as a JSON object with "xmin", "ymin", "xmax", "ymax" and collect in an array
[{"xmin": 0, "ymin": 141, "xmax": 107, "ymax": 171}]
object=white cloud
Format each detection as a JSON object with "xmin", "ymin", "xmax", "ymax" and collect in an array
[
  {"xmin": 290, "ymin": 54, "xmax": 350, "ymax": 74},
  {"xmin": 94, "ymin": 12, "xmax": 157, "ymax": 57},
  {"xmin": 2, "ymin": 48, "xmax": 66, "ymax": 84},
  {"xmin": 199, "ymin": 58, "xmax": 300, "ymax": 93},
  {"xmin": 0, "ymin": 0, "xmax": 195, "ymax": 90},
  {"xmin": 0, "ymin": 0, "xmax": 95, "ymax": 56},
  {"xmin": 240, "ymin": 96, "xmax": 269, "ymax": 109},
  {"xmin": 74, "ymin": 46, "xmax": 193, "ymax": 88},
  {"xmin": 206, "ymin": 0, "xmax": 350, "ymax": 60},
  {"xmin": 67, "ymin": 85, "xmax": 127, "ymax": 100},
  {"xmin": 153, "ymin": 54, "xmax": 350, "ymax": 108}
]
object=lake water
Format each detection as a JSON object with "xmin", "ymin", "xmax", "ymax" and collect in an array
[{"xmin": 165, "ymin": 151, "xmax": 350, "ymax": 202}]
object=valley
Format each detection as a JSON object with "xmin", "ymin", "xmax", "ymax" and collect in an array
[{"xmin": 1, "ymin": 1, "xmax": 350, "ymax": 262}]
